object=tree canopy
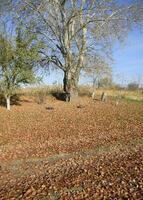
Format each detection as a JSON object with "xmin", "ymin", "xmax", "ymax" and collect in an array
[{"xmin": 0, "ymin": 26, "xmax": 41, "ymax": 110}]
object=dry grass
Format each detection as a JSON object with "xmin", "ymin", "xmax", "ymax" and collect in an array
[
  {"xmin": 17, "ymin": 85, "xmax": 143, "ymax": 103},
  {"xmin": 78, "ymin": 85, "xmax": 143, "ymax": 102}
]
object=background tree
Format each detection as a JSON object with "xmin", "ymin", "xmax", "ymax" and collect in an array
[
  {"xmin": 13, "ymin": 0, "xmax": 143, "ymax": 100},
  {"xmin": 0, "ymin": 28, "xmax": 41, "ymax": 110},
  {"xmin": 84, "ymin": 55, "xmax": 112, "ymax": 91},
  {"xmin": 127, "ymin": 82, "xmax": 139, "ymax": 91}
]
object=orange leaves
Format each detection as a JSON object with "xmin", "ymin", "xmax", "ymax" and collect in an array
[{"xmin": 0, "ymin": 97, "xmax": 143, "ymax": 199}]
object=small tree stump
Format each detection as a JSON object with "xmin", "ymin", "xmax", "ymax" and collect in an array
[
  {"xmin": 101, "ymin": 92, "xmax": 107, "ymax": 102},
  {"xmin": 115, "ymin": 95, "xmax": 121, "ymax": 106},
  {"xmin": 92, "ymin": 92, "xmax": 96, "ymax": 100},
  {"xmin": 115, "ymin": 100, "xmax": 119, "ymax": 106}
]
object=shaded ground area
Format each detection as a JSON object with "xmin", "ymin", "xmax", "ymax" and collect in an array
[{"xmin": 0, "ymin": 97, "xmax": 143, "ymax": 199}]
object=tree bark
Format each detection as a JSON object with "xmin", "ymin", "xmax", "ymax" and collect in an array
[
  {"xmin": 6, "ymin": 95, "xmax": 10, "ymax": 110},
  {"xmin": 63, "ymin": 70, "xmax": 79, "ymax": 101}
]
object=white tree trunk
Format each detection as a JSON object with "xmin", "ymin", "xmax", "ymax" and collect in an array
[{"xmin": 6, "ymin": 96, "xmax": 10, "ymax": 110}]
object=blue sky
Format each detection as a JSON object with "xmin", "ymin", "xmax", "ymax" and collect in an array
[{"xmin": 113, "ymin": 30, "xmax": 143, "ymax": 86}]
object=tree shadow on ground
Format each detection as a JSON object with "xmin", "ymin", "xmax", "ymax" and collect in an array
[
  {"xmin": 0, "ymin": 94, "xmax": 31, "ymax": 108},
  {"xmin": 51, "ymin": 92, "xmax": 66, "ymax": 101},
  {"xmin": 0, "ymin": 94, "xmax": 21, "ymax": 107}
]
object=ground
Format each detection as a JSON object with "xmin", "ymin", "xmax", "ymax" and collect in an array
[{"xmin": 0, "ymin": 96, "xmax": 143, "ymax": 199}]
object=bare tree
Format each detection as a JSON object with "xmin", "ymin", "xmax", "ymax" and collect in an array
[
  {"xmin": 14, "ymin": 0, "xmax": 143, "ymax": 100},
  {"xmin": 84, "ymin": 55, "xmax": 112, "ymax": 98}
]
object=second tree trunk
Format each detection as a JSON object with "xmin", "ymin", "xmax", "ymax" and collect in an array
[{"xmin": 6, "ymin": 95, "xmax": 10, "ymax": 110}]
